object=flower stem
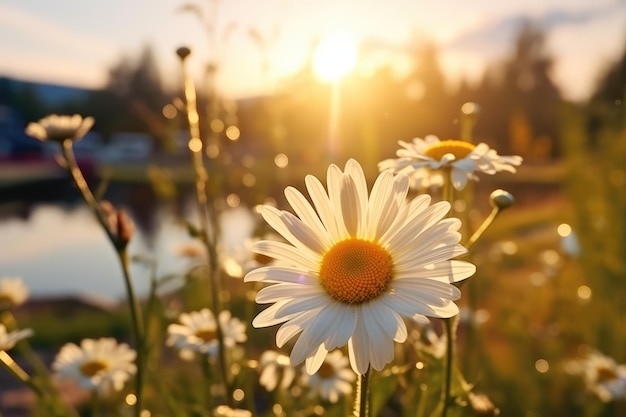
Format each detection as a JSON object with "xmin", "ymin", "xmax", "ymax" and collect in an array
[
  {"xmin": 119, "ymin": 250, "xmax": 146, "ymax": 417},
  {"xmin": 440, "ymin": 317, "xmax": 457, "ymax": 417},
  {"xmin": 354, "ymin": 368, "xmax": 371, "ymax": 417},
  {"xmin": 464, "ymin": 206, "xmax": 500, "ymax": 252},
  {"xmin": 440, "ymin": 169, "xmax": 456, "ymax": 417},
  {"xmin": 61, "ymin": 141, "xmax": 145, "ymax": 417},
  {"xmin": 179, "ymin": 51, "xmax": 233, "ymax": 407}
]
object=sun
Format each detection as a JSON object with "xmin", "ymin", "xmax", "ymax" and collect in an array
[{"xmin": 313, "ymin": 30, "xmax": 358, "ymax": 82}]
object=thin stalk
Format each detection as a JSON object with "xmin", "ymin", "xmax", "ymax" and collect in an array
[
  {"xmin": 440, "ymin": 169, "xmax": 455, "ymax": 417},
  {"xmin": 354, "ymin": 369, "xmax": 371, "ymax": 417},
  {"xmin": 61, "ymin": 141, "xmax": 145, "ymax": 417},
  {"xmin": 179, "ymin": 51, "xmax": 233, "ymax": 407},
  {"xmin": 119, "ymin": 250, "xmax": 146, "ymax": 417},
  {"xmin": 440, "ymin": 317, "xmax": 456, "ymax": 417},
  {"xmin": 0, "ymin": 350, "xmax": 45, "ymax": 397},
  {"xmin": 464, "ymin": 207, "xmax": 500, "ymax": 252}
]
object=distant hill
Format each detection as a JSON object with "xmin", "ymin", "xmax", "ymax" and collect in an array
[{"xmin": 0, "ymin": 76, "xmax": 94, "ymax": 107}]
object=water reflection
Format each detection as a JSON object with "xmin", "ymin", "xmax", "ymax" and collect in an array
[{"xmin": 0, "ymin": 200, "xmax": 256, "ymax": 302}]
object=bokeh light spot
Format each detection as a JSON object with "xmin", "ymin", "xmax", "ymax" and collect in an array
[
  {"xmin": 557, "ymin": 223, "xmax": 572, "ymax": 237},
  {"xmin": 535, "ymin": 359, "xmax": 549, "ymax": 373},
  {"xmin": 577, "ymin": 285, "xmax": 592, "ymax": 301},
  {"xmin": 274, "ymin": 153, "xmax": 289, "ymax": 168}
]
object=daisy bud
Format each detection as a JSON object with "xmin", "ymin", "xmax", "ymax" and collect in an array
[
  {"xmin": 489, "ymin": 189, "xmax": 515, "ymax": 211},
  {"xmin": 467, "ymin": 392, "xmax": 500, "ymax": 416},
  {"xmin": 176, "ymin": 46, "xmax": 191, "ymax": 60}
]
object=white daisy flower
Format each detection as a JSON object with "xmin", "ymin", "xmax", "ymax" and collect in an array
[
  {"xmin": 378, "ymin": 135, "xmax": 522, "ymax": 190},
  {"xmin": 0, "ymin": 277, "xmax": 29, "ymax": 309},
  {"xmin": 244, "ymin": 159, "xmax": 475, "ymax": 375},
  {"xmin": 52, "ymin": 338, "xmax": 137, "ymax": 396},
  {"xmin": 166, "ymin": 309, "xmax": 247, "ymax": 358},
  {"xmin": 25, "ymin": 114, "xmax": 95, "ymax": 144},
  {"xmin": 0, "ymin": 324, "xmax": 33, "ymax": 351},
  {"xmin": 258, "ymin": 350, "xmax": 296, "ymax": 392},
  {"xmin": 565, "ymin": 350, "xmax": 626, "ymax": 402},
  {"xmin": 301, "ymin": 349, "xmax": 356, "ymax": 403}
]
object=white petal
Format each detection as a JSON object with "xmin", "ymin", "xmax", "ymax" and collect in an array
[
  {"xmin": 252, "ymin": 240, "xmax": 320, "ymax": 272},
  {"xmin": 305, "ymin": 344, "xmax": 329, "ymax": 375},
  {"xmin": 284, "ymin": 186, "xmax": 333, "ymax": 249},
  {"xmin": 348, "ymin": 311, "xmax": 370, "ymax": 375},
  {"xmin": 395, "ymin": 260, "xmax": 476, "ymax": 283},
  {"xmin": 339, "ymin": 173, "xmax": 361, "ymax": 237},
  {"xmin": 290, "ymin": 307, "xmax": 337, "ymax": 365},
  {"xmin": 327, "ymin": 164, "xmax": 350, "ymax": 238},
  {"xmin": 305, "ymin": 174, "xmax": 342, "ymax": 242},
  {"xmin": 256, "ymin": 283, "xmax": 325, "ymax": 303},
  {"xmin": 261, "ymin": 206, "xmax": 326, "ymax": 255},
  {"xmin": 322, "ymin": 303, "xmax": 357, "ymax": 350},
  {"xmin": 244, "ymin": 266, "xmax": 318, "ymax": 285},
  {"xmin": 252, "ymin": 300, "xmax": 298, "ymax": 328}
]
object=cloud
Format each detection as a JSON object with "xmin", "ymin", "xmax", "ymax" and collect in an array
[{"xmin": 446, "ymin": 0, "xmax": 626, "ymax": 55}]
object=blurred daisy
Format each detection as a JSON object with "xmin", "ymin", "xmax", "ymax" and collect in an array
[
  {"xmin": 25, "ymin": 114, "xmax": 94, "ymax": 144},
  {"xmin": 0, "ymin": 277, "xmax": 29, "ymax": 309},
  {"xmin": 213, "ymin": 405, "xmax": 253, "ymax": 417},
  {"xmin": 166, "ymin": 309, "xmax": 247, "ymax": 358},
  {"xmin": 378, "ymin": 136, "xmax": 522, "ymax": 190},
  {"xmin": 0, "ymin": 324, "xmax": 33, "ymax": 351},
  {"xmin": 222, "ymin": 235, "xmax": 280, "ymax": 279},
  {"xmin": 301, "ymin": 349, "xmax": 355, "ymax": 403},
  {"xmin": 52, "ymin": 338, "xmax": 136, "ymax": 396},
  {"xmin": 258, "ymin": 350, "xmax": 297, "ymax": 391},
  {"xmin": 245, "ymin": 159, "xmax": 475, "ymax": 375},
  {"xmin": 565, "ymin": 350, "xmax": 626, "ymax": 402}
]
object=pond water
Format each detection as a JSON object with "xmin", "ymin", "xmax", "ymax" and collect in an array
[{"xmin": 0, "ymin": 189, "xmax": 257, "ymax": 302}]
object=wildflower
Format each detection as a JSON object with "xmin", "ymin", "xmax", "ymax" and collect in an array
[
  {"xmin": 0, "ymin": 324, "xmax": 33, "ymax": 351},
  {"xmin": 301, "ymin": 349, "xmax": 355, "ymax": 403},
  {"xmin": 25, "ymin": 114, "xmax": 94, "ymax": 144},
  {"xmin": 0, "ymin": 277, "xmax": 29, "ymax": 309},
  {"xmin": 565, "ymin": 350, "xmax": 626, "ymax": 402},
  {"xmin": 378, "ymin": 135, "xmax": 522, "ymax": 190},
  {"xmin": 166, "ymin": 309, "xmax": 247, "ymax": 358},
  {"xmin": 245, "ymin": 159, "xmax": 475, "ymax": 375},
  {"xmin": 213, "ymin": 405, "xmax": 253, "ymax": 417},
  {"xmin": 52, "ymin": 338, "xmax": 137, "ymax": 396},
  {"xmin": 258, "ymin": 350, "xmax": 296, "ymax": 391}
]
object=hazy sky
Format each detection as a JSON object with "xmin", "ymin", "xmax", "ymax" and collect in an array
[{"xmin": 1, "ymin": 0, "xmax": 625, "ymax": 102}]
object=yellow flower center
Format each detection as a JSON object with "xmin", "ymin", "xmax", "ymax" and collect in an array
[
  {"xmin": 423, "ymin": 139, "xmax": 476, "ymax": 161},
  {"xmin": 317, "ymin": 361, "xmax": 336, "ymax": 379},
  {"xmin": 80, "ymin": 360, "xmax": 109, "ymax": 377},
  {"xmin": 195, "ymin": 329, "xmax": 217, "ymax": 342},
  {"xmin": 320, "ymin": 239, "xmax": 393, "ymax": 304}
]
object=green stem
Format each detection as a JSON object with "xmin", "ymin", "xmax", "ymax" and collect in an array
[
  {"xmin": 355, "ymin": 369, "xmax": 371, "ymax": 417},
  {"xmin": 119, "ymin": 250, "xmax": 146, "ymax": 417},
  {"xmin": 61, "ymin": 141, "xmax": 145, "ymax": 417},
  {"xmin": 440, "ymin": 169, "xmax": 455, "ymax": 417},
  {"xmin": 179, "ymin": 54, "xmax": 232, "ymax": 407},
  {"xmin": 464, "ymin": 207, "xmax": 500, "ymax": 252},
  {"xmin": 440, "ymin": 317, "xmax": 456, "ymax": 417}
]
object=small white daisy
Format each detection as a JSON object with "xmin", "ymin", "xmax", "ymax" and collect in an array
[
  {"xmin": 0, "ymin": 277, "xmax": 29, "ymax": 309},
  {"xmin": 565, "ymin": 350, "xmax": 626, "ymax": 402},
  {"xmin": 0, "ymin": 324, "xmax": 33, "ymax": 351},
  {"xmin": 25, "ymin": 114, "xmax": 95, "ymax": 144},
  {"xmin": 245, "ymin": 159, "xmax": 475, "ymax": 375},
  {"xmin": 52, "ymin": 338, "xmax": 137, "ymax": 396},
  {"xmin": 258, "ymin": 350, "xmax": 296, "ymax": 392},
  {"xmin": 166, "ymin": 309, "xmax": 247, "ymax": 358},
  {"xmin": 378, "ymin": 135, "xmax": 522, "ymax": 190},
  {"xmin": 301, "ymin": 349, "xmax": 355, "ymax": 403}
]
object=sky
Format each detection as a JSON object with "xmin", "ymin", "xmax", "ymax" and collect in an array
[{"xmin": 1, "ymin": 0, "xmax": 625, "ymax": 102}]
